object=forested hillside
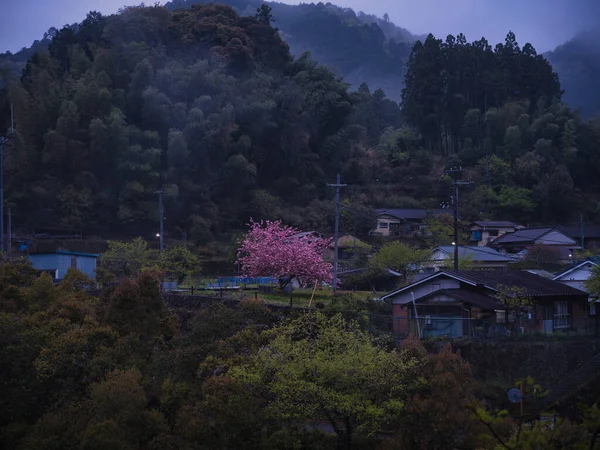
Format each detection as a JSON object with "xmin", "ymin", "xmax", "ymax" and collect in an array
[
  {"xmin": 546, "ymin": 28, "xmax": 600, "ymax": 118},
  {"xmin": 399, "ymin": 32, "xmax": 600, "ymax": 225},
  {"xmin": 166, "ymin": 0, "xmax": 419, "ymax": 100},
  {"xmin": 0, "ymin": 5, "xmax": 402, "ymax": 246},
  {"xmin": 1, "ymin": 4, "xmax": 600, "ymax": 249}
]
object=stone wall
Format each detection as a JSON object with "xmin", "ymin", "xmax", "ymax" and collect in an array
[{"xmin": 449, "ymin": 340, "xmax": 600, "ymax": 387}]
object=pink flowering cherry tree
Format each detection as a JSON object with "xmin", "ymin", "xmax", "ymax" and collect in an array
[{"xmin": 237, "ymin": 219, "xmax": 333, "ymax": 289}]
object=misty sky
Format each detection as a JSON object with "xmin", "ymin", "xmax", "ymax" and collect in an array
[{"xmin": 2, "ymin": 0, "xmax": 599, "ymax": 54}]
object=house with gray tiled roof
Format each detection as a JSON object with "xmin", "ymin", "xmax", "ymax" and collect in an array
[
  {"xmin": 372, "ymin": 208, "xmax": 450, "ymax": 237},
  {"xmin": 487, "ymin": 227, "xmax": 581, "ymax": 262},
  {"xmin": 431, "ymin": 245, "xmax": 514, "ymax": 270},
  {"xmin": 382, "ymin": 269, "xmax": 590, "ymax": 339}
]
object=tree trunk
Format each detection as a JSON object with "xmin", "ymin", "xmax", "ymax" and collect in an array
[{"xmin": 344, "ymin": 417, "xmax": 352, "ymax": 450}]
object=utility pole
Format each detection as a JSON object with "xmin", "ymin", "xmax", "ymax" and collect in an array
[
  {"xmin": 7, "ymin": 207, "xmax": 11, "ymax": 261},
  {"xmin": 446, "ymin": 167, "xmax": 473, "ymax": 271},
  {"xmin": 0, "ymin": 104, "xmax": 15, "ymax": 254},
  {"xmin": 156, "ymin": 189, "xmax": 164, "ymax": 251},
  {"xmin": 580, "ymin": 213, "xmax": 585, "ymax": 252},
  {"xmin": 327, "ymin": 174, "xmax": 347, "ymax": 293}
]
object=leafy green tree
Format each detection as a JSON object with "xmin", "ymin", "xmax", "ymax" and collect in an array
[
  {"xmin": 424, "ymin": 213, "xmax": 469, "ymax": 247},
  {"xmin": 98, "ymin": 237, "xmax": 154, "ymax": 282},
  {"xmin": 495, "ymin": 284, "xmax": 534, "ymax": 332},
  {"xmin": 371, "ymin": 241, "xmax": 429, "ymax": 280},
  {"xmin": 230, "ymin": 313, "xmax": 419, "ymax": 449},
  {"xmin": 159, "ymin": 246, "xmax": 201, "ymax": 283}
]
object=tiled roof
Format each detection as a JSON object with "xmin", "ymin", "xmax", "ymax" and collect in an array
[
  {"xmin": 487, "ymin": 227, "xmax": 580, "ymax": 246},
  {"xmin": 426, "ymin": 289, "xmax": 503, "ymax": 310},
  {"xmin": 435, "ymin": 246, "xmax": 513, "ymax": 262},
  {"xmin": 558, "ymin": 225, "xmax": 600, "ymax": 239},
  {"xmin": 443, "ymin": 269, "xmax": 587, "ymax": 297},
  {"xmin": 553, "ymin": 260, "xmax": 598, "ymax": 280},
  {"xmin": 376, "ymin": 208, "xmax": 449, "ymax": 220},
  {"xmin": 472, "ymin": 221, "xmax": 518, "ymax": 228}
]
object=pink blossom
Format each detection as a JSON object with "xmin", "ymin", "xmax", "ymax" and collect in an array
[{"xmin": 237, "ymin": 219, "xmax": 333, "ymax": 287}]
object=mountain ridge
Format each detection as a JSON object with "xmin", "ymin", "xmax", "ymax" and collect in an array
[
  {"xmin": 165, "ymin": 0, "xmax": 422, "ymax": 100},
  {"xmin": 545, "ymin": 27, "xmax": 600, "ymax": 118}
]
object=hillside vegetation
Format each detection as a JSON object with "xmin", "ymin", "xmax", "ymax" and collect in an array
[
  {"xmin": 166, "ymin": 0, "xmax": 419, "ymax": 100},
  {"xmin": 0, "ymin": 4, "xmax": 600, "ymax": 251}
]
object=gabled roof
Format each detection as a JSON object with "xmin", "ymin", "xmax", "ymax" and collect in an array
[
  {"xmin": 434, "ymin": 246, "xmax": 514, "ymax": 262},
  {"xmin": 376, "ymin": 208, "xmax": 449, "ymax": 221},
  {"xmin": 553, "ymin": 260, "xmax": 598, "ymax": 281},
  {"xmin": 454, "ymin": 270, "xmax": 587, "ymax": 297},
  {"xmin": 328, "ymin": 234, "xmax": 370, "ymax": 249},
  {"xmin": 525, "ymin": 269, "xmax": 555, "ymax": 279},
  {"xmin": 558, "ymin": 225, "xmax": 600, "ymax": 240},
  {"xmin": 471, "ymin": 221, "xmax": 518, "ymax": 228},
  {"xmin": 381, "ymin": 270, "xmax": 495, "ymax": 300},
  {"xmin": 382, "ymin": 269, "xmax": 587, "ymax": 301},
  {"xmin": 415, "ymin": 288, "xmax": 503, "ymax": 310},
  {"xmin": 293, "ymin": 231, "xmax": 325, "ymax": 239},
  {"xmin": 489, "ymin": 227, "xmax": 575, "ymax": 246},
  {"xmin": 30, "ymin": 250, "xmax": 100, "ymax": 258}
]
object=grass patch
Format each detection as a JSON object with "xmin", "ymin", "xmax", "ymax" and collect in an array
[{"xmin": 242, "ymin": 289, "xmax": 382, "ymax": 309}]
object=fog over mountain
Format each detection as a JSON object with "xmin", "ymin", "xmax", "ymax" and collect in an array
[
  {"xmin": 278, "ymin": 0, "xmax": 600, "ymax": 53},
  {"xmin": 2, "ymin": 0, "xmax": 599, "ymax": 54}
]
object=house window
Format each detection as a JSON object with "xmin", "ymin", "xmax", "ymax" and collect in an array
[
  {"xmin": 471, "ymin": 231, "xmax": 482, "ymax": 241},
  {"xmin": 425, "ymin": 315, "xmax": 432, "ymax": 325},
  {"xmin": 554, "ymin": 301, "xmax": 570, "ymax": 329},
  {"xmin": 495, "ymin": 310, "xmax": 506, "ymax": 324},
  {"xmin": 378, "ymin": 222, "xmax": 389, "ymax": 229}
]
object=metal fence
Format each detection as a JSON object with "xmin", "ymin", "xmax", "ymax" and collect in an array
[{"xmin": 367, "ymin": 315, "xmax": 600, "ymax": 340}]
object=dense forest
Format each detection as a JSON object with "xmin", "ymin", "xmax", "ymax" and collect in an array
[
  {"xmin": 166, "ymin": 0, "xmax": 420, "ymax": 100},
  {"xmin": 0, "ymin": 3, "xmax": 600, "ymax": 250},
  {"xmin": 4, "ymin": 262, "xmax": 600, "ymax": 449}
]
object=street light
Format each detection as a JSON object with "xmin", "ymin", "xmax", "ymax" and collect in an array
[{"xmin": 156, "ymin": 233, "xmax": 160, "ymax": 238}]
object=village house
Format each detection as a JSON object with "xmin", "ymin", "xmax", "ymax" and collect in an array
[
  {"xmin": 487, "ymin": 227, "xmax": 581, "ymax": 262},
  {"xmin": 324, "ymin": 234, "xmax": 371, "ymax": 272},
  {"xmin": 431, "ymin": 245, "xmax": 514, "ymax": 271},
  {"xmin": 28, "ymin": 250, "xmax": 99, "ymax": 281},
  {"xmin": 372, "ymin": 208, "xmax": 449, "ymax": 237},
  {"xmin": 553, "ymin": 259, "xmax": 599, "ymax": 315},
  {"xmin": 558, "ymin": 225, "xmax": 600, "ymax": 251},
  {"xmin": 469, "ymin": 221, "xmax": 521, "ymax": 246},
  {"xmin": 381, "ymin": 270, "xmax": 590, "ymax": 339}
]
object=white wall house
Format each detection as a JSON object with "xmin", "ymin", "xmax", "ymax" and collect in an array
[{"xmin": 553, "ymin": 260, "xmax": 599, "ymax": 315}]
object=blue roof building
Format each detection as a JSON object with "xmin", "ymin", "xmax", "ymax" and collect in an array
[{"xmin": 28, "ymin": 250, "xmax": 100, "ymax": 280}]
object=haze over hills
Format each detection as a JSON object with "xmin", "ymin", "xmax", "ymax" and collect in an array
[
  {"xmin": 545, "ymin": 28, "xmax": 600, "ymax": 118},
  {"xmin": 166, "ymin": 0, "xmax": 423, "ymax": 100},
  {"xmin": 2, "ymin": 0, "xmax": 600, "ymax": 114}
]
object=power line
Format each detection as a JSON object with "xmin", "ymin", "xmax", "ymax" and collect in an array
[
  {"xmin": 155, "ymin": 189, "xmax": 164, "ymax": 251},
  {"xmin": 327, "ymin": 174, "xmax": 347, "ymax": 293},
  {"xmin": 446, "ymin": 167, "xmax": 473, "ymax": 270}
]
